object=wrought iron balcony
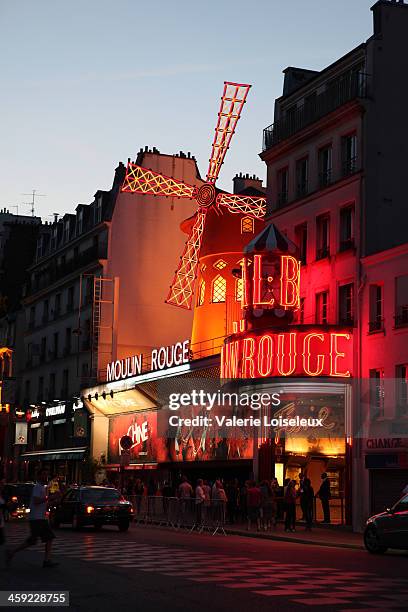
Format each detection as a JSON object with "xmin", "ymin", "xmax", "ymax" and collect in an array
[
  {"xmin": 368, "ymin": 318, "xmax": 384, "ymax": 333},
  {"xmin": 263, "ymin": 70, "xmax": 368, "ymax": 150}
]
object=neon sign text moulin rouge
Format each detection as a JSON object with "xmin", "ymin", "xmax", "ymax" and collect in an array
[{"xmin": 221, "ymin": 252, "xmax": 352, "ymax": 379}]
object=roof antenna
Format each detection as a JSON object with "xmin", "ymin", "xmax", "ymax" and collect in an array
[{"xmin": 21, "ymin": 189, "xmax": 46, "ymax": 217}]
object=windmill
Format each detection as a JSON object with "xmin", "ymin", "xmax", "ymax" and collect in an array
[{"xmin": 121, "ymin": 82, "xmax": 266, "ymax": 310}]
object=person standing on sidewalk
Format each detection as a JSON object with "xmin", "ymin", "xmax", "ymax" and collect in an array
[
  {"xmin": 246, "ymin": 481, "xmax": 261, "ymax": 531},
  {"xmin": 300, "ymin": 478, "xmax": 314, "ymax": 530},
  {"xmin": 284, "ymin": 480, "xmax": 297, "ymax": 532},
  {"xmin": 195, "ymin": 479, "xmax": 205, "ymax": 527},
  {"xmin": 316, "ymin": 472, "xmax": 331, "ymax": 523},
  {"xmin": 6, "ymin": 469, "xmax": 58, "ymax": 568}
]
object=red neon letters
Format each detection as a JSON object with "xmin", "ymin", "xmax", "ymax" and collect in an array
[{"xmin": 221, "ymin": 330, "xmax": 352, "ymax": 379}]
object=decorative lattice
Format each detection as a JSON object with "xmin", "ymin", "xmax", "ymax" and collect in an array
[
  {"xmin": 212, "ymin": 275, "xmax": 226, "ymax": 303},
  {"xmin": 207, "ymin": 82, "xmax": 251, "ymax": 183},
  {"xmin": 241, "ymin": 216, "xmax": 254, "ymax": 233},
  {"xmin": 197, "ymin": 280, "xmax": 206, "ymax": 306},
  {"xmin": 122, "ymin": 164, "xmax": 195, "ymax": 198},
  {"xmin": 213, "ymin": 259, "xmax": 227, "ymax": 270},
  {"xmin": 216, "ymin": 193, "xmax": 266, "ymax": 219}
]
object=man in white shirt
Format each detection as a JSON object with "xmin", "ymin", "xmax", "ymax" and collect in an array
[{"xmin": 6, "ymin": 469, "xmax": 58, "ymax": 568}]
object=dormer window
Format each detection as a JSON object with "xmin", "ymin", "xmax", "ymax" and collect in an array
[
  {"xmin": 77, "ymin": 209, "xmax": 83, "ymax": 235},
  {"xmin": 95, "ymin": 198, "xmax": 102, "ymax": 224}
]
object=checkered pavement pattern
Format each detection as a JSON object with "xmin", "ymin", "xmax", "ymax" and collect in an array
[{"xmin": 5, "ymin": 524, "xmax": 408, "ymax": 610}]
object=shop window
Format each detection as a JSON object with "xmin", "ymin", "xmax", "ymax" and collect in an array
[
  {"xmin": 369, "ymin": 284, "xmax": 383, "ymax": 332},
  {"xmin": 316, "ymin": 291, "xmax": 328, "ymax": 324},
  {"xmin": 396, "ymin": 364, "xmax": 408, "ymax": 417},
  {"xmin": 213, "ymin": 259, "xmax": 227, "ymax": 271},
  {"xmin": 235, "ymin": 277, "xmax": 243, "ymax": 302},
  {"xmin": 212, "ymin": 275, "xmax": 226, "ymax": 303},
  {"xmin": 241, "ymin": 217, "xmax": 254, "ymax": 234},
  {"xmin": 339, "ymin": 283, "xmax": 354, "ymax": 325},
  {"xmin": 296, "ymin": 157, "xmax": 308, "ymax": 198},
  {"xmin": 295, "ymin": 223, "xmax": 307, "ymax": 265},
  {"xmin": 316, "ymin": 214, "xmax": 330, "ymax": 260},
  {"xmin": 197, "ymin": 280, "xmax": 205, "ymax": 306},
  {"xmin": 339, "ymin": 206, "xmax": 354, "ymax": 251},
  {"xmin": 395, "ymin": 275, "xmax": 408, "ymax": 327},
  {"xmin": 370, "ymin": 368, "xmax": 385, "ymax": 418}
]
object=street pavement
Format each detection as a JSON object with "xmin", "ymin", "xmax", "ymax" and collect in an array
[{"xmin": 1, "ymin": 521, "xmax": 408, "ymax": 612}]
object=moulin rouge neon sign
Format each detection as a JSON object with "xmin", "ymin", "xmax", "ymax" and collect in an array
[{"xmin": 222, "ymin": 253, "xmax": 352, "ymax": 379}]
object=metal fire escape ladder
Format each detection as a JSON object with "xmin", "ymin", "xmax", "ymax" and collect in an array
[{"xmin": 91, "ymin": 276, "xmax": 115, "ymax": 381}]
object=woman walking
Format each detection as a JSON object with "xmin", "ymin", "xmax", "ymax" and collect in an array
[
  {"xmin": 300, "ymin": 478, "xmax": 314, "ymax": 530},
  {"xmin": 284, "ymin": 480, "xmax": 297, "ymax": 532}
]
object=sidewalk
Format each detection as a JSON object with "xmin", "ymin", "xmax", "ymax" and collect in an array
[{"xmin": 225, "ymin": 521, "xmax": 364, "ymax": 550}]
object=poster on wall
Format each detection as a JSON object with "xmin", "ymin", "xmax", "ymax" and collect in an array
[
  {"xmin": 15, "ymin": 421, "xmax": 28, "ymax": 445},
  {"xmin": 108, "ymin": 411, "xmax": 168, "ymax": 464}
]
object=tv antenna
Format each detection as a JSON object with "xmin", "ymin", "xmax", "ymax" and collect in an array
[{"xmin": 21, "ymin": 189, "xmax": 46, "ymax": 217}]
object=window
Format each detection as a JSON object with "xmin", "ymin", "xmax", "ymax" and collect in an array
[
  {"xmin": 395, "ymin": 275, "xmax": 408, "ymax": 327},
  {"xmin": 62, "ymin": 369, "xmax": 69, "ymax": 396},
  {"xmin": 49, "ymin": 373, "xmax": 56, "ymax": 400},
  {"xmin": 212, "ymin": 275, "xmax": 226, "ymax": 303},
  {"xmin": 316, "ymin": 214, "xmax": 330, "ymax": 260},
  {"xmin": 29, "ymin": 306, "xmax": 35, "ymax": 329},
  {"xmin": 197, "ymin": 280, "xmax": 205, "ymax": 306},
  {"xmin": 396, "ymin": 365, "xmax": 408, "ymax": 417},
  {"xmin": 370, "ymin": 368, "xmax": 384, "ymax": 418},
  {"xmin": 235, "ymin": 277, "xmax": 244, "ymax": 302},
  {"xmin": 316, "ymin": 291, "xmax": 329, "ymax": 324},
  {"xmin": 42, "ymin": 300, "xmax": 49, "ymax": 324},
  {"xmin": 67, "ymin": 286, "xmax": 74, "ymax": 311},
  {"xmin": 342, "ymin": 133, "xmax": 357, "ymax": 176},
  {"xmin": 40, "ymin": 337, "xmax": 47, "ymax": 363},
  {"xmin": 77, "ymin": 209, "xmax": 83, "ymax": 235},
  {"xmin": 64, "ymin": 219, "xmax": 70, "ymax": 243},
  {"xmin": 54, "ymin": 293, "xmax": 61, "ymax": 318},
  {"xmin": 37, "ymin": 376, "xmax": 44, "ymax": 402},
  {"xmin": 299, "ymin": 297, "xmax": 305, "ymax": 324},
  {"xmin": 296, "ymin": 157, "xmax": 308, "ymax": 198},
  {"xmin": 82, "ymin": 319, "xmax": 91, "ymax": 351},
  {"xmin": 95, "ymin": 197, "xmax": 102, "ymax": 224},
  {"xmin": 318, "ymin": 145, "xmax": 332, "ymax": 187},
  {"xmin": 241, "ymin": 217, "xmax": 254, "ymax": 233},
  {"xmin": 339, "ymin": 206, "xmax": 354, "ymax": 251},
  {"xmin": 213, "ymin": 259, "xmax": 227, "ymax": 271},
  {"xmin": 339, "ymin": 284, "xmax": 354, "ymax": 325},
  {"xmin": 277, "ymin": 167, "xmax": 288, "ymax": 206},
  {"xmin": 369, "ymin": 285, "xmax": 383, "ymax": 332},
  {"xmin": 64, "ymin": 328, "xmax": 72, "ymax": 356},
  {"xmin": 52, "ymin": 332, "xmax": 59, "ymax": 359},
  {"xmin": 295, "ymin": 223, "xmax": 307, "ymax": 265},
  {"xmin": 85, "ymin": 277, "xmax": 93, "ymax": 305}
]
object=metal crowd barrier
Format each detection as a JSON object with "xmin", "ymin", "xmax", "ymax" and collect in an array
[{"xmin": 127, "ymin": 495, "xmax": 227, "ymax": 536}]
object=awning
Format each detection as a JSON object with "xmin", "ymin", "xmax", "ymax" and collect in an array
[{"xmin": 19, "ymin": 447, "xmax": 87, "ymax": 462}]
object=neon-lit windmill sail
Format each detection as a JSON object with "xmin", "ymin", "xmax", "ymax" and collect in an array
[
  {"xmin": 120, "ymin": 81, "xmax": 266, "ymax": 310},
  {"xmin": 207, "ymin": 83, "xmax": 251, "ymax": 183},
  {"xmin": 122, "ymin": 164, "xmax": 196, "ymax": 199}
]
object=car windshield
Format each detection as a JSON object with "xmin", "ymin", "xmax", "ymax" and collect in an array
[
  {"xmin": 393, "ymin": 493, "xmax": 408, "ymax": 513},
  {"xmin": 81, "ymin": 488, "xmax": 121, "ymax": 503}
]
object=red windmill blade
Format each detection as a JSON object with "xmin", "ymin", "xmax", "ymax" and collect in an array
[{"xmin": 121, "ymin": 81, "xmax": 266, "ymax": 310}]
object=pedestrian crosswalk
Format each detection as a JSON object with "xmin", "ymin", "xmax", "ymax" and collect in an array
[{"xmin": 5, "ymin": 524, "xmax": 408, "ymax": 610}]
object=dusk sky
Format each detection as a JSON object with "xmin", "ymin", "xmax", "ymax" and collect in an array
[{"xmin": 1, "ymin": 0, "xmax": 376, "ymax": 220}]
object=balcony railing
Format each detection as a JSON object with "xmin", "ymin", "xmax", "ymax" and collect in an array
[{"xmin": 263, "ymin": 70, "xmax": 368, "ymax": 150}]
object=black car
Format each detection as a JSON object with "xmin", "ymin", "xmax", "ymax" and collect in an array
[
  {"xmin": 49, "ymin": 486, "xmax": 133, "ymax": 531},
  {"xmin": 364, "ymin": 492, "xmax": 408, "ymax": 553},
  {"xmin": 4, "ymin": 483, "xmax": 35, "ymax": 520}
]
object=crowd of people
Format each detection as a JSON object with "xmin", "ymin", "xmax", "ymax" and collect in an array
[{"xmin": 122, "ymin": 471, "xmax": 333, "ymax": 531}]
